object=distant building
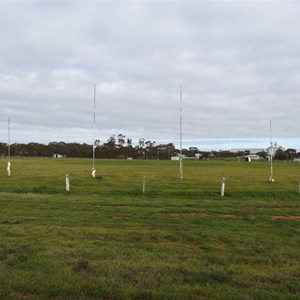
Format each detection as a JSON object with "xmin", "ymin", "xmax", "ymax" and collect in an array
[
  {"xmin": 171, "ymin": 154, "xmax": 185, "ymax": 161},
  {"xmin": 245, "ymin": 154, "xmax": 261, "ymax": 162},
  {"xmin": 266, "ymin": 143, "xmax": 285, "ymax": 158},
  {"xmin": 171, "ymin": 156, "xmax": 180, "ymax": 161},
  {"xmin": 195, "ymin": 153, "xmax": 203, "ymax": 160},
  {"xmin": 53, "ymin": 154, "xmax": 66, "ymax": 158},
  {"xmin": 171, "ymin": 154, "xmax": 202, "ymax": 160}
]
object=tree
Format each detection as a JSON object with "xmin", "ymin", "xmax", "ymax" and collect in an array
[
  {"xmin": 188, "ymin": 147, "xmax": 200, "ymax": 157},
  {"xmin": 257, "ymin": 151, "xmax": 267, "ymax": 159},
  {"xmin": 108, "ymin": 135, "xmax": 116, "ymax": 146},
  {"xmin": 117, "ymin": 134, "xmax": 126, "ymax": 147},
  {"xmin": 145, "ymin": 140, "xmax": 152, "ymax": 148},
  {"xmin": 285, "ymin": 148, "xmax": 297, "ymax": 160},
  {"xmin": 139, "ymin": 138, "xmax": 145, "ymax": 148},
  {"xmin": 274, "ymin": 148, "xmax": 288, "ymax": 160},
  {"xmin": 127, "ymin": 138, "xmax": 132, "ymax": 147}
]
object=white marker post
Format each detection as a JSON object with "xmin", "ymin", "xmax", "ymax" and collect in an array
[
  {"xmin": 91, "ymin": 84, "xmax": 99, "ymax": 178},
  {"xmin": 66, "ymin": 174, "xmax": 70, "ymax": 192},
  {"xmin": 220, "ymin": 177, "xmax": 225, "ymax": 197},
  {"xmin": 269, "ymin": 120, "xmax": 274, "ymax": 182},
  {"xmin": 179, "ymin": 86, "xmax": 183, "ymax": 180},
  {"xmin": 7, "ymin": 118, "xmax": 11, "ymax": 176},
  {"xmin": 92, "ymin": 168, "xmax": 96, "ymax": 178},
  {"xmin": 7, "ymin": 161, "xmax": 11, "ymax": 177}
]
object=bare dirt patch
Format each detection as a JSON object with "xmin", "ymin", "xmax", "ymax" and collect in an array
[
  {"xmin": 243, "ymin": 206, "xmax": 300, "ymax": 211},
  {"xmin": 17, "ymin": 292, "xmax": 35, "ymax": 299},
  {"xmin": 1, "ymin": 219, "xmax": 22, "ymax": 225},
  {"xmin": 194, "ymin": 243, "xmax": 203, "ymax": 250},
  {"xmin": 271, "ymin": 216, "xmax": 300, "ymax": 220}
]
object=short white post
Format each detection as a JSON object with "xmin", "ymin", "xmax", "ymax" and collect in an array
[
  {"xmin": 142, "ymin": 176, "xmax": 146, "ymax": 194},
  {"xmin": 66, "ymin": 174, "xmax": 70, "ymax": 192},
  {"xmin": 7, "ymin": 161, "xmax": 11, "ymax": 177},
  {"xmin": 220, "ymin": 177, "xmax": 225, "ymax": 197}
]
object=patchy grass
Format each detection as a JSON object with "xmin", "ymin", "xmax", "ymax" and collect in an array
[{"xmin": 0, "ymin": 159, "xmax": 299, "ymax": 299}]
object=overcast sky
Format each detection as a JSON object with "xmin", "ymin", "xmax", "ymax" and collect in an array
[{"xmin": 1, "ymin": 1, "xmax": 300, "ymax": 150}]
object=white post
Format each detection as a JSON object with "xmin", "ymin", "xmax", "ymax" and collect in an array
[
  {"xmin": 7, "ymin": 118, "xmax": 11, "ymax": 177},
  {"xmin": 92, "ymin": 84, "xmax": 96, "ymax": 177},
  {"xmin": 269, "ymin": 120, "xmax": 274, "ymax": 182},
  {"xmin": 220, "ymin": 177, "xmax": 225, "ymax": 197},
  {"xmin": 142, "ymin": 176, "xmax": 146, "ymax": 194},
  {"xmin": 179, "ymin": 155, "xmax": 183, "ymax": 180},
  {"xmin": 66, "ymin": 174, "xmax": 70, "ymax": 192},
  {"xmin": 179, "ymin": 86, "xmax": 183, "ymax": 180},
  {"xmin": 7, "ymin": 161, "xmax": 11, "ymax": 177}
]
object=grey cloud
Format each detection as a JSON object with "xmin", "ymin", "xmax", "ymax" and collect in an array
[{"xmin": 1, "ymin": 1, "xmax": 300, "ymax": 149}]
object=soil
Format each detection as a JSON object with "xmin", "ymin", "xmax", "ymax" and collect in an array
[{"xmin": 271, "ymin": 215, "xmax": 300, "ymax": 220}]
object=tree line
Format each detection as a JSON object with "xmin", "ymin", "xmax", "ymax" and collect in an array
[
  {"xmin": 0, "ymin": 134, "xmax": 175, "ymax": 159},
  {"xmin": 0, "ymin": 134, "xmax": 299, "ymax": 160}
]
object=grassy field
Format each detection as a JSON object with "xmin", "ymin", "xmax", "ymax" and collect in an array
[{"xmin": 0, "ymin": 158, "xmax": 299, "ymax": 299}]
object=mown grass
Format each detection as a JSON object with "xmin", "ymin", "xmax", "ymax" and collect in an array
[
  {"xmin": 0, "ymin": 158, "xmax": 299, "ymax": 299},
  {"xmin": 1, "ymin": 158, "xmax": 300, "ymax": 196}
]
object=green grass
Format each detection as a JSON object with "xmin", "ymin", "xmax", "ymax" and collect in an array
[{"xmin": 0, "ymin": 158, "xmax": 299, "ymax": 299}]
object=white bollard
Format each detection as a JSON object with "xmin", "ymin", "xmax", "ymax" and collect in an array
[
  {"xmin": 220, "ymin": 177, "xmax": 225, "ymax": 197},
  {"xmin": 66, "ymin": 174, "xmax": 70, "ymax": 192},
  {"xmin": 92, "ymin": 168, "xmax": 96, "ymax": 178},
  {"xmin": 7, "ymin": 161, "xmax": 11, "ymax": 176},
  {"xmin": 142, "ymin": 176, "xmax": 146, "ymax": 194}
]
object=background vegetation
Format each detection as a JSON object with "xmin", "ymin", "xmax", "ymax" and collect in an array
[{"xmin": 1, "ymin": 134, "xmax": 299, "ymax": 160}]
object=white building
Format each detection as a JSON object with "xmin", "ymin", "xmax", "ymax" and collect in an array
[
  {"xmin": 266, "ymin": 143, "xmax": 285, "ymax": 158},
  {"xmin": 53, "ymin": 154, "xmax": 66, "ymax": 158},
  {"xmin": 245, "ymin": 154, "xmax": 261, "ymax": 162}
]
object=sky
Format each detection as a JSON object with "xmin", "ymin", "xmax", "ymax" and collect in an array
[{"xmin": 0, "ymin": 0, "xmax": 300, "ymax": 151}]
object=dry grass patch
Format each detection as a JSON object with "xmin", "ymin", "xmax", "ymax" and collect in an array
[{"xmin": 271, "ymin": 215, "xmax": 300, "ymax": 220}]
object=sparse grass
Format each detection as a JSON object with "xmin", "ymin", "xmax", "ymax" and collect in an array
[{"xmin": 0, "ymin": 158, "xmax": 299, "ymax": 299}]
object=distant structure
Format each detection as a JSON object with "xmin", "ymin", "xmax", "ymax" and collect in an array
[
  {"xmin": 91, "ymin": 84, "xmax": 100, "ymax": 178},
  {"xmin": 195, "ymin": 153, "xmax": 203, "ymax": 160},
  {"xmin": 171, "ymin": 153, "xmax": 202, "ymax": 161},
  {"xmin": 269, "ymin": 120, "xmax": 274, "ymax": 182},
  {"xmin": 53, "ymin": 154, "xmax": 66, "ymax": 158},
  {"xmin": 230, "ymin": 144, "xmax": 286, "ymax": 161},
  {"xmin": 244, "ymin": 154, "xmax": 261, "ymax": 162},
  {"xmin": 179, "ymin": 86, "xmax": 183, "ymax": 180},
  {"xmin": 92, "ymin": 84, "xmax": 96, "ymax": 178},
  {"xmin": 7, "ymin": 118, "xmax": 11, "ymax": 176},
  {"xmin": 171, "ymin": 155, "xmax": 181, "ymax": 161},
  {"xmin": 266, "ymin": 143, "xmax": 285, "ymax": 159}
]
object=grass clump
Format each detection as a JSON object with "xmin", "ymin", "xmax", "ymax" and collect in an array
[
  {"xmin": 32, "ymin": 185, "xmax": 48, "ymax": 193},
  {"xmin": 73, "ymin": 258, "xmax": 90, "ymax": 273}
]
